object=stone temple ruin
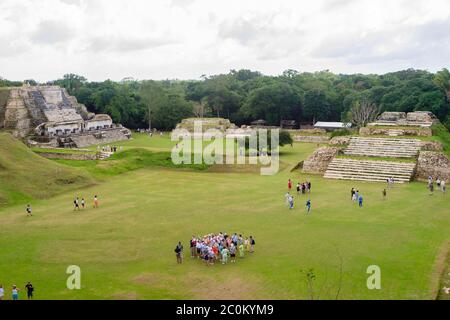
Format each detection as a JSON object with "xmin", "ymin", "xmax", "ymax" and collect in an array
[
  {"xmin": 0, "ymin": 85, "xmax": 131, "ymax": 148},
  {"xmin": 301, "ymin": 111, "xmax": 450, "ymax": 183},
  {"xmin": 369, "ymin": 111, "xmax": 439, "ymax": 127}
]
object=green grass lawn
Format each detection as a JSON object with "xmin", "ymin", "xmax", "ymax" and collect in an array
[{"xmin": 0, "ymin": 133, "xmax": 449, "ymax": 300}]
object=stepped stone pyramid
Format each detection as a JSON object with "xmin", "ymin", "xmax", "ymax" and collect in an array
[
  {"xmin": 324, "ymin": 137, "xmax": 421, "ymax": 183},
  {"xmin": 1, "ymin": 85, "xmax": 131, "ymax": 148}
]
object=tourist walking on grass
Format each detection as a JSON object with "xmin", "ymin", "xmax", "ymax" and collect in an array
[
  {"xmin": 25, "ymin": 282, "xmax": 34, "ymax": 300},
  {"xmin": 74, "ymin": 198, "xmax": 80, "ymax": 211},
  {"xmin": 0, "ymin": 284, "xmax": 4, "ymax": 300},
  {"xmin": 382, "ymin": 189, "xmax": 387, "ymax": 200},
  {"xmin": 359, "ymin": 195, "xmax": 363, "ymax": 208},
  {"xmin": 285, "ymin": 192, "xmax": 291, "ymax": 209},
  {"xmin": 306, "ymin": 199, "xmax": 311, "ymax": 214},
  {"xmin": 296, "ymin": 183, "xmax": 301, "ymax": 196},
  {"xmin": 26, "ymin": 204, "xmax": 32, "ymax": 217},
  {"xmin": 442, "ymin": 180, "xmax": 446, "ymax": 193},
  {"xmin": 11, "ymin": 285, "xmax": 19, "ymax": 300},
  {"xmin": 429, "ymin": 183, "xmax": 434, "ymax": 196},
  {"xmin": 288, "ymin": 179, "xmax": 292, "ymax": 192},
  {"xmin": 175, "ymin": 242, "xmax": 184, "ymax": 264},
  {"xmin": 249, "ymin": 236, "xmax": 255, "ymax": 253},
  {"xmin": 288, "ymin": 194, "xmax": 294, "ymax": 210},
  {"xmin": 81, "ymin": 198, "xmax": 85, "ymax": 209},
  {"xmin": 351, "ymin": 188, "xmax": 355, "ymax": 200},
  {"xmin": 93, "ymin": 195, "xmax": 99, "ymax": 208}
]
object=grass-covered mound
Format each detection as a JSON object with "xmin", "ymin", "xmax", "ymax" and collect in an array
[
  {"xmin": 0, "ymin": 133, "xmax": 94, "ymax": 207},
  {"xmin": 54, "ymin": 148, "xmax": 209, "ymax": 179},
  {"xmin": 432, "ymin": 124, "xmax": 450, "ymax": 156}
]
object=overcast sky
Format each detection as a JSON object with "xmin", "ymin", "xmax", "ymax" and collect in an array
[{"xmin": 0, "ymin": 0, "xmax": 449, "ymax": 82}]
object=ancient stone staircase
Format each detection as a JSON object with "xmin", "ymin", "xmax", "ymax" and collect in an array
[
  {"xmin": 324, "ymin": 158, "xmax": 417, "ymax": 183},
  {"xmin": 98, "ymin": 151, "xmax": 113, "ymax": 160},
  {"xmin": 387, "ymin": 129, "xmax": 404, "ymax": 137},
  {"xmin": 344, "ymin": 137, "xmax": 421, "ymax": 158},
  {"xmin": 324, "ymin": 137, "xmax": 420, "ymax": 183}
]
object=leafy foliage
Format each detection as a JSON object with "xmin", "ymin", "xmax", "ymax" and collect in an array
[{"xmin": 1, "ymin": 68, "xmax": 449, "ymax": 132}]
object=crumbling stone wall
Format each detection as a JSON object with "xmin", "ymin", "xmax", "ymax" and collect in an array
[
  {"xmin": 302, "ymin": 147, "xmax": 341, "ymax": 174},
  {"xmin": 360, "ymin": 126, "xmax": 432, "ymax": 137},
  {"xmin": 37, "ymin": 152, "xmax": 99, "ymax": 161},
  {"xmin": 415, "ymin": 151, "xmax": 450, "ymax": 181},
  {"xmin": 69, "ymin": 128, "xmax": 130, "ymax": 148},
  {"xmin": 378, "ymin": 112, "xmax": 407, "ymax": 122},
  {"xmin": 407, "ymin": 111, "xmax": 439, "ymax": 124},
  {"xmin": 294, "ymin": 136, "xmax": 330, "ymax": 143},
  {"xmin": 419, "ymin": 141, "xmax": 444, "ymax": 152},
  {"xmin": 175, "ymin": 118, "xmax": 237, "ymax": 133},
  {"xmin": 330, "ymin": 136, "xmax": 351, "ymax": 145}
]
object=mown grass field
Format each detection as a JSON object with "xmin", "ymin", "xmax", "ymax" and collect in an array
[{"xmin": 0, "ymin": 133, "xmax": 448, "ymax": 300}]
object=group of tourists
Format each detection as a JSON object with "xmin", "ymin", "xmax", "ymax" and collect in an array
[
  {"xmin": 287, "ymin": 179, "xmax": 312, "ymax": 195},
  {"xmin": 428, "ymin": 176, "xmax": 447, "ymax": 195},
  {"xmin": 175, "ymin": 233, "xmax": 256, "ymax": 266},
  {"xmin": 285, "ymin": 179, "xmax": 312, "ymax": 212},
  {"xmin": 73, "ymin": 195, "xmax": 100, "ymax": 211},
  {"xmin": 0, "ymin": 282, "xmax": 34, "ymax": 300},
  {"xmin": 350, "ymin": 188, "xmax": 364, "ymax": 207}
]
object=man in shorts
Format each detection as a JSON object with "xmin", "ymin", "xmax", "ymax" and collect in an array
[
  {"xmin": 26, "ymin": 204, "xmax": 32, "ymax": 217},
  {"xmin": 74, "ymin": 198, "xmax": 80, "ymax": 211}
]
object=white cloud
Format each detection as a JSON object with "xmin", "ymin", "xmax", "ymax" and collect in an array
[{"xmin": 0, "ymin": 0, "xmax": 449, "ymax": 82}]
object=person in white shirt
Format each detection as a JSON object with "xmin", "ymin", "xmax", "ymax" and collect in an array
[{"xmin": 0, "ymin": 284, "xmax": 4, "ymax": 300}]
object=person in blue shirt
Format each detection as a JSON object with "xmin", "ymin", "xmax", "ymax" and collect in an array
[
  {"xmin": 359, "ymin": 195, "xmax": 363, "ymax": 207},
  {"xmin": 306, "ymin": 199, "xmax": 311, "ymax": 214}
]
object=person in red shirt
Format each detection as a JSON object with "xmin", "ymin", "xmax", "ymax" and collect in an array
[{"xmin": 288, "ymin": 179, "xmax": 292, "ymax": 191}]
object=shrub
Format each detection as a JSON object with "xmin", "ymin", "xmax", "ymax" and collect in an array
[{"xmin": 330, "ymin": 129, "xmax": 352, "ymax": 138}]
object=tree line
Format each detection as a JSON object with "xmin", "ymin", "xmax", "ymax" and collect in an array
[{"xmin": 1, "ymin": 68, "xmax": 450, "ymax": 130}]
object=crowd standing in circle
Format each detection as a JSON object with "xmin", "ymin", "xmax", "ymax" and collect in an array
[{"xmin": 175, "ymin": 233, "xmax": 256, "ymax": 265}]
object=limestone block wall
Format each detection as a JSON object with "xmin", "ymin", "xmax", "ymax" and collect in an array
[
  {"xmin": 415, "ymin": 151, "xmax": 450, "ymax": 181},
  {"xmin": 294, "ymin": 135, "xmax": 330, "ymax": 143},
  {"xmin": 85, "ymin": 119, "xmax": 112, "ymax": 130},
  {"xmin": 360, "ymin": 126, "xmax": 432, "ymax": 137},
  {"xmin": 419, "ymin": 141, "xmax": 444, "ymax": 152},
  {"xmin": 37, "ymin": 152, "xmax": 99, "ymax": 161},
  {"xmin": 329, "ymin": 136, "xmax": 351, "ymax": 145},
  {"xmin": 302, "ymin": 147, "xmax": 342, "ymax": 174},
  {"xmin": 4, "ymin": 89, "xmax": 33, "ymax": 137},
  {"xmin": 70, "ymin": 128, "xmax": 131, "ymax": 148}
]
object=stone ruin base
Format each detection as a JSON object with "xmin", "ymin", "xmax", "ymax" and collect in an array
[
  {"xmin": 28, "ymin": 127, "xmax": 131, "ymax": 149},
  {"xmin": 300, "ymin": 147, "xmax": 342, "ymax": 174},
  {"xmin": 415, "ymin": 151, "xmax": 450, "ymax": 181},
  {"xmin": 360, "ymin": 126, "xmax": 432, "ymax": 137}
]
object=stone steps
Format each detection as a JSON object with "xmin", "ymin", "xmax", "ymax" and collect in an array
[
  {"xmin": 98, "ymin": 151, "xmax": 113, "ymax": 160},
  {"xmin": 344, "ymin": 137, "xmax": 421, "ymax": 158},
  {"xmin": 324, "ymin": 158, "xmax": 416, "ymax": 183},
  {"xmin": 388, "ymin": 129, "xmax": 404, "ymax": 137}
]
